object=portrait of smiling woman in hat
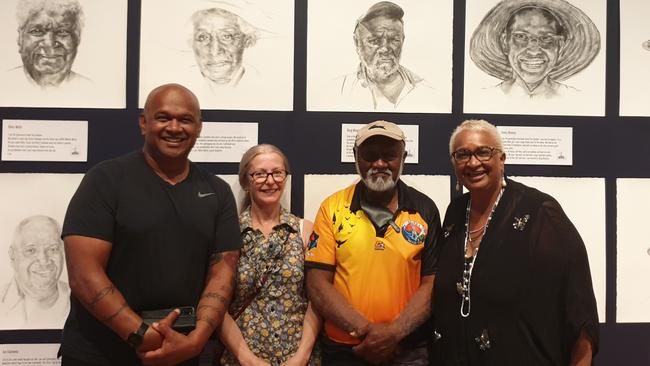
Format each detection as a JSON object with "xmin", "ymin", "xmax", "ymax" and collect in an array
[{"xmin": 469, "ymin": 0, "xmax": 600, "ymax": 99}]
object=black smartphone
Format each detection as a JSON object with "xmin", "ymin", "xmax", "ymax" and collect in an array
[{"xmin": 139, "ymin": 306, "xmax": 196, "ymax": 334}]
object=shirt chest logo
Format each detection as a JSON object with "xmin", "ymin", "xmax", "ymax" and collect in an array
[{"xmin": 401, "ymin": 220, "xmax": 426, "ymax": 245}]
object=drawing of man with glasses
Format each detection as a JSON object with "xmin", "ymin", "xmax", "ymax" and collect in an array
[{"xmin": 470, "ymin": 0, "xmax": 600, "ymax": 98}]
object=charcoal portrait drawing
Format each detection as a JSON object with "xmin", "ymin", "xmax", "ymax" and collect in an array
[
  {"xmin": 191, "ymin": 7, "xmax": 259, "ymax": 89},
  {"xmin": 7, "ymin": 0, "xmax": 91, "ymax": 90},
  {"xmin": 470, "ymin": 0, "xmax": 600, "ymax": 99},
  {"xmin": 340, "ymin": 1, "xmax": 437, "ymax": 110},
  {"xmin": 0, "ymin": 215, "xmax": 70, "ymax": 329},
  {"xmin": 139, "ymin": 0, "xmax": 294, "ymax": 111},
  {"xmin": 618, "ymin": 0, "xmax": 650, "ymax": 116}
]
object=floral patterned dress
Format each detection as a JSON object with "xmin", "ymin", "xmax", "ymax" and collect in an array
[{"xmin": 221, "ymin": 207, "xmax": 319, "ymax": 366}]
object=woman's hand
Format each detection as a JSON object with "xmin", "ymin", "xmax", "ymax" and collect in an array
[
  {"xmin": 239, "ymin": 352, "xmax": 271, "ymax": 366},
  {"xmin": 281, "ymin": 351, "xmax": 309, "ymax": 366}
]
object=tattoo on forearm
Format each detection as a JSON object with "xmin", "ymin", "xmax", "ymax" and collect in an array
[
  {"xmin": 208, "ymin": 252, "xmax": 223, "ymax": 266},
  {"xmin": 87, "ymin": 285, "xmax": 115, "ymax": 309},
  {"xmin": 103, "ymin": 302, "xmax": 128, "ymax": 324},
  {"xmin": 219, "ymin": 283, "xmax": 233, "ymax": 294},
  {"xmin": 197, "ymin": 304, "xmax": 220, "ymax": 313},
  {"xmin": 201, "ymin": 292, "xmax": 228, "ymax": 305},
  {"xmin": 196, "ymin": 315, "xmax": 217, "ymax": 330}
]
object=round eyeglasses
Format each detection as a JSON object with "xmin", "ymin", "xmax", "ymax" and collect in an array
[
  {"xmin": 250, "ymin": 170, "xmax": 289, "ymax": 183},
  {"xmin": 451, "ymin": 146, "xmax": 501, "ymax": 163},
  {"xmin": 510, "ymin": 31, "xmax": 563, "ymax": 48}
]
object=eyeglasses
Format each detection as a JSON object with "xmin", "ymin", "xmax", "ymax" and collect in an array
[
  {"xmin": 510, "ymin": 31, "xmax": 563, "ymax": 48},
  {"xmin": 250, "ymin": 170, "xmax": 288, "ymax": 183},
  {"xmin": 451, "ymin": 146, "xmax": 501, "ymax": 163}
]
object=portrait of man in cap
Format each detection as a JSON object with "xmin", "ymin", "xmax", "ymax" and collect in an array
[
  {"xmin": 469, "ymin": 0, "xmax": 600, "ymax": 99},
  {"xmin": 339, "ymin": 1, "xmax": 439, "ymax": 111},
  {"xmin": 307, "ymin": 0, "xmax": 453, "ymax": 113}
]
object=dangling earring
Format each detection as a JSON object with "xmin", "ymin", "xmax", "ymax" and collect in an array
[{"xmin": 455, "ymin": 179, "xmax": 461, "ymax": 192}]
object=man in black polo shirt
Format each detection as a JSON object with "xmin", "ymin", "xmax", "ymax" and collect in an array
[{"xmin": 59, "ymin": 83, "xmax": 241, "ymax": 365}]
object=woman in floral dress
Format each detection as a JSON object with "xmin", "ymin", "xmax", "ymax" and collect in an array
[{"xmin": 219, "ymin": 144, "xmax": 320, "ymax": 366}]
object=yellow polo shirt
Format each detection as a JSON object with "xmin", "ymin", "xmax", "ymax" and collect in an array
[{"xmin": 305, "ymin": 182, "xmax": 440, "ymax": 345}]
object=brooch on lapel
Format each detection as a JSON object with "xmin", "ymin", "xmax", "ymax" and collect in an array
[
  {"xmin": 443, "ymin": 224, "xmax": 454, "ymax": 238},
  {"xmin": 512, "ymin": 214, "xmax": 530, "ymax": 231},
  {"xmin": 474, "ymin": 329, "xmax": 491, "ymax": 351}
]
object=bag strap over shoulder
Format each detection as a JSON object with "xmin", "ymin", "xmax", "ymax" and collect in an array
[{"xmin": 232, "ymin": 273, "xmax": 269, "ymax": 320}]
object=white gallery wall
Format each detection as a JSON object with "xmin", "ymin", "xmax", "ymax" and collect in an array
[{"xmin": 616, "ymin": 178, "xmax": 650, "ymax": 322}]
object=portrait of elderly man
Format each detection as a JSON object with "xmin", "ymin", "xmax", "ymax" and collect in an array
[
  {"xmin": 0, "ymin": 215, "xmax": 69, "ymax": 329},
  {"xmin": 469, "ymin": 0, "xmax": 600, "ymax": 98},
  {"xmin": 7, "ymin": 0, "xmax": 90, "ymax": 89},
  {"xmin": 340, "ymin": 1, "xmax": 436, "ymax": 110},
  {"xmin": 191, "ymin": 7, "xmax": 259, "ymax": 89}
]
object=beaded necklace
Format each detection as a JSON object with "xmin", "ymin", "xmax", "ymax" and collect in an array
[{"xmin": 459, "ymin": 187, "xmax": 504, "ymax": 318}]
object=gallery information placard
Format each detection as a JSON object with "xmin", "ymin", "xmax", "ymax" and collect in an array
[
  {"xmin": 341, "ymin": 123, "xmax": 419, "ymax": 164},
  {"xmin": 189, "ymin": 122, "xmax": 258, "ymax": 163},
  {"xmin": 1, "ymin": 344, "xmax": 61, "ymax": 365},
  {"xmin": 2, "ymin": 119, "xmax": 87, "ymax": 162},
  {"xmin": 498, "ymin": 126, "xmax": 572, "ymax": 166}
]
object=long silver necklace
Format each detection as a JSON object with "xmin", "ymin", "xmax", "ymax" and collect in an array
[{"xmin": 459, "ymin": 188, "xmax": 504, "ymax": 318}]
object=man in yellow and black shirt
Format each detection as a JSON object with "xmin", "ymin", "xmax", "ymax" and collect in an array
[{"xmin": 305, "ymin": 120, "xmax": 441, "ymax": 365}]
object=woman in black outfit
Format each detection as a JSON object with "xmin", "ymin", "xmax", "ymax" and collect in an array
[{"xmin": 431, "ymin": 119, "xmax": 598, "ymax": 365}]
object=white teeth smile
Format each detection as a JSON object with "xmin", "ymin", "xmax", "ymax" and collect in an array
[
  {"xmin": 32, "ymin": 270, "xmax": 54, "ymax": 277},
  {"xmin": 467, "ymin": 171, "xmax": 486, "ymax": 177}
]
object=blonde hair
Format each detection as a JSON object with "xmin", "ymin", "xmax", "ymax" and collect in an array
[
  {"xmin": 238, "ymin": 144, "xmax": 290, "ymax": 210},
  {"xmin": 448, "ymin": 119, "xmax": 503, "ymax": 155}
]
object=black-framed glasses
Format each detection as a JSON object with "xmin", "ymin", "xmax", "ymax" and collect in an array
[
  {"xmin": 451, "ymin": 146, "xmax": 501, "ymax": 163},
  {"xmin": 250, "ymin": 170, "xmax": 289, "ymax": 183}
]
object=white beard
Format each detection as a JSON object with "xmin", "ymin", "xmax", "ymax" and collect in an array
[{"xmin": 355, "ymin": 160, "xmax": 403, "ymax": 192}]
